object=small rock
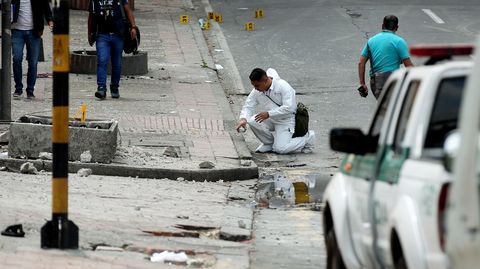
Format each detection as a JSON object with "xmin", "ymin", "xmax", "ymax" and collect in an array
[
  {"xmin": 39, "ymin": 152, "xmax": 53, "ymax": 160},
  {"xmin": 0, "ymin": 152, "xmax": 8, "ymax": 159},
  {"xmin": 176, "ymin": 215, "xmax": 189, "ymax": 219},
  {"xmin": 134, "ymin": 206, "xmax": 141, "ymax": 211},
  {"xmin": 80, "ymin": 151, "xmax": 92, "ymax": 163},
  {"xmin": 163, "ymin": 146, "xmax": 178, "ymax": 158},
  {"xmin": 240, "ymin": 160, "xmax": 252, "ymax": 167},
  {"xmin": 264, "ymin": 161, "xmax": 271, "ymax": 167},
  {"xmin": 176, "ymin": 177, "xmax": 185, "ymax": 181},
  {"xmin": 238, "ymin": 220, "xmax": 246, "ymax": 229},
  {"xmin": 199, "ymin": 161, "xmax": 215, "ymax": 169},
  {"xmin": 20, "ymin": 162, "xmax": 38, "ymax": 174},
  {"xmin": 0, "ymin": 166, "xmax": 7, "ymax": 171},
  {"xmin": 187, "ymin": 258, "xmax": 206, "ymax": 267},
  {"xmin": 77, "ymin": 168, "xmax": 92, "ymax": 177}
]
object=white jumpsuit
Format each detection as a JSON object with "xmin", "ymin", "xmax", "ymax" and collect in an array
[{"xmin": 239, "ymin": 68, "xmax": 314, "ymax": 154}]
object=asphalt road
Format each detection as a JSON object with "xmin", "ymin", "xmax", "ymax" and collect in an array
[{"xmin": 210, "ymin": 0, "xmax": 480, "ymax": 171}]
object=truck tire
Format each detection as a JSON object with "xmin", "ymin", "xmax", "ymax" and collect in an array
[{"xmin": 326, "ymin": 228, "xmax": 346, "ymax": 269}]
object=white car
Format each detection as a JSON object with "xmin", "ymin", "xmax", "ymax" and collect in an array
[
  {"xmin": 323, "ymin": 45, "xmax": 473, "ymax": 269},
  {"xmin": 444, "ymin": 37, "xmax": 480, "ymax": 269}
]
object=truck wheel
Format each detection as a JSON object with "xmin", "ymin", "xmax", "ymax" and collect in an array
[
  {"xmin": 394, "ymin": 255, "xmax": 407, "ymax": 269},
  {"xmin": 326, "ymin": 228, "xmax": 346, "ymax": 269}
]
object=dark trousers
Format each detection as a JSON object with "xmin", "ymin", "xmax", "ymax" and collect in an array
[{"xmin": 370, "ymin": 72, "xmax": 392, "ymax": 99}]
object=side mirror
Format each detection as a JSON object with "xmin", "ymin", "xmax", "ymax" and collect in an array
[
  {"xmin": 443, "ymin": 131, "xmax": 460, "ymax": 172},
  {"xmin": 330, "ymin": 128, "xmax": 376, "ymax": 155}
]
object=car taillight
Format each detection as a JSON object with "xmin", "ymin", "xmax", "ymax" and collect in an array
[{"xmin": 437, "ymin": 183, "xmax": 450, "ymax": 251}]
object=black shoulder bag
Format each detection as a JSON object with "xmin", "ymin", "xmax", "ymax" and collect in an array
[{"xmin": 120, "ymin": 2, "xmax": 140, "ymax": 54}]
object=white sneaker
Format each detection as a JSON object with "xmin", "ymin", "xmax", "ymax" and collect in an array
[
  {"xmin": 255, "ymin": 143, "xmax": 273, "ymax": 153},
  {"xmin": 301, "ymin": 131, "xmax": 315, "ymax": 153}
]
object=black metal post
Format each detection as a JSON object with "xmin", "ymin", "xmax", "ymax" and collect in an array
[{"xmin": 41, "ymin": 0, "xmax": 78, "ymax": 249}]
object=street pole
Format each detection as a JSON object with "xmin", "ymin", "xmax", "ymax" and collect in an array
[
  {"xmin": 1, "ymin": 0, "xmax": 12, "ymax": 121},
  {"xmin": 41, "ymin": 0, "xmax": 78, "ymax": 249}
]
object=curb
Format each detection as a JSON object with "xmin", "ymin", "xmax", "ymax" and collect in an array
[{"xmin": 0, "ymin": 158, "xmax": 258, "ymax": 182}]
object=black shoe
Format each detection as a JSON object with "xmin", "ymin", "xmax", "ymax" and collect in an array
[
  {"xmin": 95, "ymin": 87, "xmax": 107, "ymax": 99},
  {"xmin": 111, "ymin": 87, "xmax": 120, "ymax": 99},
  {"xmin": 26, "ymin": 93, "xmax": 35, "ymax": 99},
  {"xmin": 13, "ymin": 91, "xmax": 22, "ymax": 98}
]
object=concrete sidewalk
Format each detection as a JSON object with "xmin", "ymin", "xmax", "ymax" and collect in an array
[{"xmin": 0, "ymin": 0, "xmax": 257, "ymax": 181}]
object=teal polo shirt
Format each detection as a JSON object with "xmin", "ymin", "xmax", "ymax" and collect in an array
[{"xmin": 361, "ymin": 31, "xmax": 410, "ymax": 76}]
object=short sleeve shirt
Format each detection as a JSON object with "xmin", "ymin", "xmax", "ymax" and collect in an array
[
  {"xmin": 361, "ymin": 31, "xmax": 410, "ymax": 76},
  {"xmin": 89, "ymin": 0, "xmax": 128, "ymax": 34}
]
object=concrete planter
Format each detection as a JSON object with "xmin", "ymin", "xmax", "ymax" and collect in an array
[
  {"xmin": 70, "ymin": 50, "xmax": 148, "ymax": 76},
  {"xmin": 71, "ymin": 0, "xmax": 135, "ymax": 10},
  {"xmin": 8, "ymin": 115, "xmax": 118, "ymax": 163}
]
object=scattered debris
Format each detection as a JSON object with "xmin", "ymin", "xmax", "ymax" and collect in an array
[
  {"xmin": 215, "ymin": 64, "xmax": 224, "ymax": 70},
  {"xmin": 20, "ymin": 162, "xmax": 38, "ymax": 174},
  {"xmin": 0, "ymin": 167, "xmax": 7, "ymax": 171},
  {"xmin": 38, "ymin": 152, "xmax": 52, "ymax": 160},
  {"xmin": 80, "ymin": 151, "xmax": 92, "ymax": 163},
  {"xmin": 174, "ymin": 224, "xmax": 217, "ymax": 231},
  {"xmin": 187, "ymin": 258, "xmax": 207, "ymax": 267},
  {"xmin": 240, "ymin": 160, "xmax": 251, "ymax": 167},
  {"xmin": 199, "ymin": 161, "xmax": 215, "ymax": 169},
  {"xmin": 1, "ymin": 224, "xmax": 25, "ymax": 237},
  {"xmin": 150, "ymin": 251, "xmax": 188, "ymax": 264},
  {"xmin": 0, "ymin": 131, "xmax": 9, "ymax": 144},
  {"xmin": 214, "ymin": 49, "xmax": 224, "ymax": 52},
  {"xmin": 95, "ymin": 246, "xmax": 124, "ymax": 252},
  {"xmin": 37, "ymin": 73, "xmax": 52, "ymax": 78},
  {"xmin": 143, "ymin": 230, "xmax": 200, "ymax": 238},
  {"xmin": 176, "ymin": 177, "xmax": 185, "ymax": 181},
  {"xmin": 0, "ymin": 152, "xmax": 8, "ymax": 159},
  {"xmin": 163, "ymin": 146, "xmax": 178, "ymax": 158},
  {"xmin": 238, "ymin": 220, "xmax": 246, "ymax": 229},
  {"xmin": 176, "ymin": 215, "xmax": 189, "ymax": 219},
  {"xmin": 228, "ymin": 196, "xmax": 247, "ymax": 201},
  {"xmin": 77, "ymin": 168, "xmax": 93, "ymax": 177}
]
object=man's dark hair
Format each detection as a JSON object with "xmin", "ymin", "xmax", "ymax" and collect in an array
[
  {"xmin": 383, "ymin": 15, "xmax": 399, "ymax": 31},
  {"xmin": 249, "ymin": 68, "xmax": 267, "ymax": 81}
]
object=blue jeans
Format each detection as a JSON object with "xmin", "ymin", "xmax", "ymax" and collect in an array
[
  {"xmin": 96, "ymin": 33, "xmax": 124, "ymax": 90},
  {"xmin": 12, "ymin": 29, "xmax": 41, "ymax": 94}
]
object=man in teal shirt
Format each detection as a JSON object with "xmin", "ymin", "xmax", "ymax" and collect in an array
[{"xmin": 358, "ymin": 15, "xmax": 414, "ymax": 99}]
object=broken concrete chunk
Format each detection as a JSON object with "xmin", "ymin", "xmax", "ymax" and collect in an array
[
  {"xmin": 240, "ymin": 160, "xmax": 252, "ymax": 167},
  {"xmin": 176, "ymin": 177, "xmax": 185, "ymax": 181},
  {"xmin": 0, "ymin": 152, "xmax": 8, "ymax": 159},
  {"xmin": 95, "ymin": 246, "xmax": 124, "ymax": 252},
  {"xmin": 199, "ymin": 161, "xmax": 215, "ymax": 169},
  {"xmin": 0, "ymin": 131, "xmax": 9, "ymax": 144},
  {"xmin": 80, "ymin": 151, "xmax": 92, "ymax": 163},
  {"xmin": 150, "ymin": 251, "xmax": 188, "ymax": 264},
  {"xmin": 163, "ymin": 146, "xmax": 178, "ymax": 158},
  {"xmin": 20, "ymin": 162, "xmax": 38, "ymax": 174},
  {"xmin": 77, "ymin": 168, "xmax": 92, "ymax": 177},
  {"xmin": 39, "ymin": 152, "xmax": 53, "ymax": 160}
]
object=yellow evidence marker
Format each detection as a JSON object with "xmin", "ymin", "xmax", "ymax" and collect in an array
[
  {"xmin": 214, "ymin": 13, "xmax": 223, "ymax": 23},
  {"xmin": 255, "ymin": 9, "xmax": 264, "ymax": 18},
  {"xmin": 208, "ymin": 12, "xmax": 215, "ymax": 20},
  {"xmin": 245, "ymin": 22, "xmax": 255, "ymax": 31},
  {"xmin": 203, "ymin": 20, "xmax": 211, "ymax": 30},
  {"xmin": 73, "ymin": 103, "xmax": 87, "ymax": 122},
  {"xmin": 180, "ymin": 15, "xmax": 189, "ymax": 24}
]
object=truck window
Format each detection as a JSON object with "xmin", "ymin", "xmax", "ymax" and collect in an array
[
  {"xmin": 393, "ymin": 80, "xmax": 421, "ymax": 152},
  {"xmin": 369, "ymin": 80, "xmax": 397, "ymax": 141},
  {"xmin": 424, "ymin": 76, "xmax": 466, "ymax": 154}
]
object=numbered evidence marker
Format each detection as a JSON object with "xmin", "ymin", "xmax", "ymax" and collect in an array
[
  {"xmin": 203, "ymin": 20, "xmax": 211, "ymax": 30},
  {"xmin": 245, "ymin": 22, "xmax": 254, "ymax": 31},
  {"xmin": 180, "ymin": 15, "xmax": 189, "ymax": 24},
  {"xmin": 208, "ymin": 12, "xmax": 215, "ymax": 20},
  {"xmin": 214, "ymin": 13, "xmax": 223, "ymax": 23},
  {"xmin": 255, "ymin": 9, "xmax": 264, "ymax": 18}
]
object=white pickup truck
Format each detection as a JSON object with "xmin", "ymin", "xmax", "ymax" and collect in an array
[
  {"xmin": 444, "ymin": 37, "xmax": 480, "ymax": 269},
  {"xmin": 323, "ymin": 45, "xmax": 473, "ymax": 269}
]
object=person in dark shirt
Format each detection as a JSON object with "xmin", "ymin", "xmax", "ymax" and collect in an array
[{"xmin": 88, "ymin": 0, "xmax": 136, "ymax": 99}]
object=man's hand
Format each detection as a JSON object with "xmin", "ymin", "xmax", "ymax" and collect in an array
[
  {"xmin": 255, "ymin": 112, "xmax": 269, "ymax": 123},
  {"xmin": 235, "ymin": 118, "xmax": 247, "ymax": 132},
  {"xmin": 130, "ymin": 27, "xmax": 137, "ymax": 40},
  {"xmin": 48, "ymin": 21, "xmax": 54, "ymax": 31}
]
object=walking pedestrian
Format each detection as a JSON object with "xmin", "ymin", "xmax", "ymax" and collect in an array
[
  {"xmin": 235, "ymin": 68, "xmax": 315, "ymax": 154},
  {"xmin": 358, "ymin": 15, "xmax": 414, "ymax": 99},
  {"xmin": 88, "ymin": 0, "xmax": 137, "ymax": 99},
  {"xmin": 11, "ymin": 0, "xmax": 53, "ymax": 99}
]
